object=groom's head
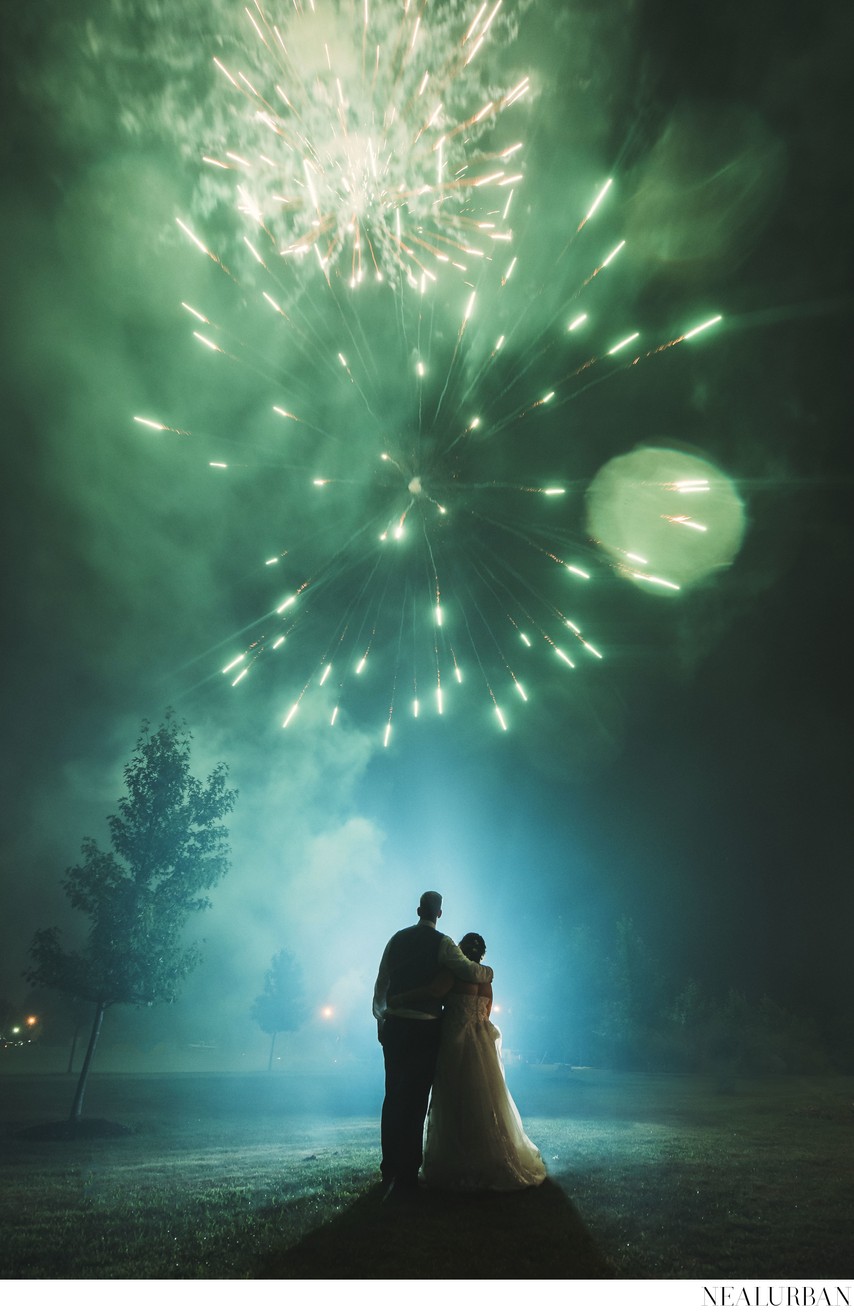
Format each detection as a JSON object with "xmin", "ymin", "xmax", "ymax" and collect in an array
[{"xmin": 417, "ymin": 891, "xmax": 443, "ymax": 923}]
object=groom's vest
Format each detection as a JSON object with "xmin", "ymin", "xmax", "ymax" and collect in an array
[{"xmin": 386, "ymin": 924, "xmax": 444, "ymax": 1018}]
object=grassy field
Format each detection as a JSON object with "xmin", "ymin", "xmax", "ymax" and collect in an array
[{"xmin": 1, "ymin": 1063, "xmax": 852, "ymax": 1280}]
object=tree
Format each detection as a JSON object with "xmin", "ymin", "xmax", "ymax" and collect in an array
[
  {"xmin": 25, "ymin": 712, "xmax": 237, "ymax": 1123},
  {"xmin": 251, "ymin": 950, "xmax": 308, "ymax": 1071},
  {"xmin": 600, "ymin": 917, "xmax": 669, "ymax": 1069}
]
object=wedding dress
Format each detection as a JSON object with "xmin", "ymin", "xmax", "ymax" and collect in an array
[{"xmin": 422, "ymin": 992, "xmax": 547, "ymax": 1191}]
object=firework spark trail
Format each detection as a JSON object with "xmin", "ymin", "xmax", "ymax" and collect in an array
[{"xmin": 199, "ymin": 0, "xmax": 531, "ymax": 290}]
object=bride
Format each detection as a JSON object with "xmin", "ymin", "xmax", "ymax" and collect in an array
[{"xmin": 389, "ymin": 931, "xmax": 546, "ymax": 1192}]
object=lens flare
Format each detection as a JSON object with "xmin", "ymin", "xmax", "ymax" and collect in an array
[{"xmin": 585, "ymin": 447, "xmax": 746, "ymax": 592}]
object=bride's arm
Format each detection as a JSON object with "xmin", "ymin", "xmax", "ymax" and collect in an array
[{"xmin": 481, "ymin": 981, "xmax": 494, "ymax": 1017}]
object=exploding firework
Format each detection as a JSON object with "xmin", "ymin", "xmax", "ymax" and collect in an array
[
  {"xmin": 137, "ymin": 153, "xmax": 728, "ymax": 742},
  {"xmin": 198, "ymin": 0, "xmax": 530, "ymax": 289}
]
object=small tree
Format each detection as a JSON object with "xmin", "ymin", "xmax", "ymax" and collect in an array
[
  {"xmin": 251, "ymin": 950, "xmax": 308, "ymax": 1071},
  {"xmin": 25, "ymin": 712, "xmax": 237, "ymax": 1123}
]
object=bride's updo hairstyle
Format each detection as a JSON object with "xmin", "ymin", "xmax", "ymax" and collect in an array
[{"xmin": 460, "ymin": 932, "xmax": 486, "ymax": 963}]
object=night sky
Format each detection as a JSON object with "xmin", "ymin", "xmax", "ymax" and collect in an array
[{"xmin": 1, "ymin": 0, "xmax": 850, "ymax": 1068}]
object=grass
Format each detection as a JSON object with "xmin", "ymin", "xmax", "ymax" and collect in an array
[{"xmin": 1, "ymin": 1064, "xmax": 852, "ymax": 1280}]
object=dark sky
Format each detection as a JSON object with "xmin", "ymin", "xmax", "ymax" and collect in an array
[{"xmin": 1, "ymin": 0, "xmax": 850, "ymax": 1063}]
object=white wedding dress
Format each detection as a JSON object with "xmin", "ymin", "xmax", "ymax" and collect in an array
[{"xmin": 422, "ymin": 992, "xmax": 547, "ymax": 1191}]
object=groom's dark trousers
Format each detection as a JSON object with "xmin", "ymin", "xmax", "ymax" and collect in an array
[{"xmin": 380, "ymin": 1015, "xmax": 442, "ymax": 1185}]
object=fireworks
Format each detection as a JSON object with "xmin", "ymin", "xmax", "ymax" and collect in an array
[
  {"xmin": 135, "ymin": 1, "xmax": 735, "ymax": 742},
  {"xmin": 200, "ymin": 0, "xmax": 529, "ymax": 289}
]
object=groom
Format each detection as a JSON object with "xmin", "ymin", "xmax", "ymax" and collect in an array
[{"xmin": 373, "ymin": 890, "xmax": 493, "ymax": 1197}]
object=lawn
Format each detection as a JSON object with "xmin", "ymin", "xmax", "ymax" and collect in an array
[{"xmin": 1, "ymin": 1063, "xmax": 852, "ymax": 1280}]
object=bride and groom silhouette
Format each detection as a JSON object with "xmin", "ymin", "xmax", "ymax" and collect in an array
[{"xmin": 373, "ymin": 890, "xmax": 546, "ymax": 1200}]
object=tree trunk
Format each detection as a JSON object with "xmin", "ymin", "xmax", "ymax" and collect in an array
[
  {"xmin": 69, "ymin": 1000, "xmax": 106, "ymax": 1122},
  {"xmin": 267, "ymin": 1031, "xmax": 278, "ymax": 1071},
  {"xmin": 66, "ymin": 1022, "xmax": 81, "ymax": 1075}
]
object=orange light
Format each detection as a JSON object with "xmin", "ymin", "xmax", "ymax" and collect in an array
[{"xmin": 26, "ymin": 1016, "xmax": 38, "ymax": 1026}]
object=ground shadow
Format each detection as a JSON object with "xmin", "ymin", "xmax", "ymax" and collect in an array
[{"xmin": 256, "ymin": 1179, "xmax": 613, "ymax": 1280}]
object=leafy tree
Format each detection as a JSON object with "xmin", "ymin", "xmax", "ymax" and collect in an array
[
  {"xmin": 25, "ymin": 712, "xmax": 237, "ymax": 1122},
  {"xmin": 251, "ymin": 950, "xmax": 308, "ymax": 1071}
]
